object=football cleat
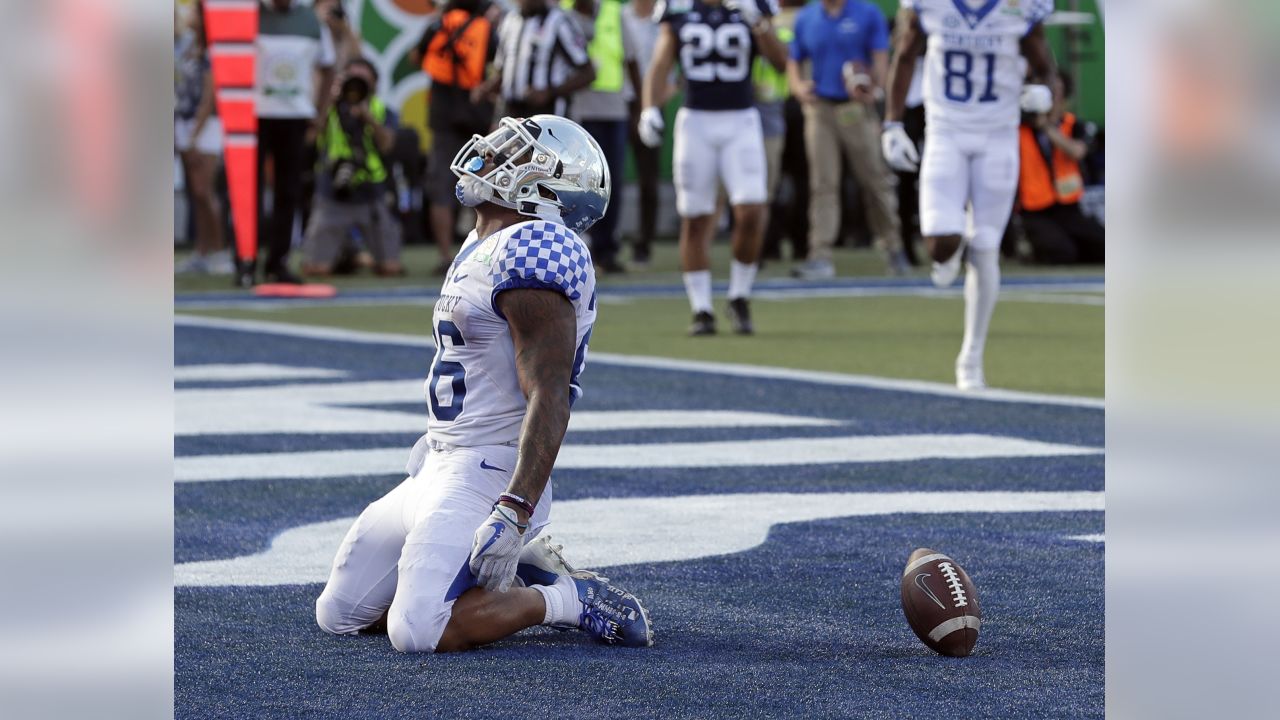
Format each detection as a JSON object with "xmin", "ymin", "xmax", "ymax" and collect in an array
[
  {"xmin": 956, "ymin": 356, "xmax": 987, "ymax": 391},
  {"xmin": 571, "ymin": 570, "xmax": 654, "ymax": 648},
  {"xmin": 791, "ymin": 259, "xmax": 835, "ymax": 280},
  {"xmin": 515, "ymin": 535, "xmax": 576, "ymax": 587},
  {"xmin": 931, "ymin": 240, "xmax": 966, "ymax": 288},
  {"xmin": 688, "ymin": 311, "xmax": 716, "ymax": 336},
  {"xmin": 726, "ymin": 297, "xmax": 753, "ymax": 335}
]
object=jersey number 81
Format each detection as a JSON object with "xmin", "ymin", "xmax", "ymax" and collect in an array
[{"xmin": 679, "ymin": 23, "xmax": 751, "ymax": 83}]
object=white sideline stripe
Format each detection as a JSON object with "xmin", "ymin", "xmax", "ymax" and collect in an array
[
  {"xmin": 1067, "ymin": 534, "xmax": 1105, "ymax": 543},
  {"xmin": 928, "ymin": 615, "xmax": 982, "ymax": 642},
  {"xmin": 174, "ymin": 364, "xmax": 348, "ymax": 382},
  {"xmin": 903, "ymin": 553, "xmax": 950, "ymax": 576},
  {"xmin": 175, "ymin": 376, "xmax": 840, "ymax": 435},
  {"xmin": 173, "ymin": 433, "xmax": 1099, "ymax": 482},
  {"xmin": 176, "ymin": 314, "xmax": 435, "ymax": 348},
  {"xmin": 174, "ymin": 490, "xmax": 1105, "ymax": 587},
  {"xmin": 175, "ymin": 315, "xmax": 1104, "ymax": 409}
]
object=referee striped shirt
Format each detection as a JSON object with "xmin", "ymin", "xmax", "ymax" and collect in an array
[{"xmin": 495, "ymin": 6, "xmax": 591, "ymax": 117}]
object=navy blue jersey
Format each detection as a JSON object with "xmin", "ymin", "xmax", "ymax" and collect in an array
[{"xmin": 660, "ymin": 0, "xmax": 777, "ymax": 111}]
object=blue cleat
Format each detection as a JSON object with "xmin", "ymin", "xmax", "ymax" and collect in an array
[{"xmin": 571, "ymin": 570, "xmax": 654, "ymax": 648}]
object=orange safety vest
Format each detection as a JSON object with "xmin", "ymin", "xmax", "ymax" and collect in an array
[
  {"xmin": 422, "ymin": 9, "xmax": 491, "ymax": 90},
  {"xmin": 1018, "ymin": 113, "xmax": 1085, "ymax": 212}
]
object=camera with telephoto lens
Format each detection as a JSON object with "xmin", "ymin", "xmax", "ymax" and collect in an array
[{"xmin": 327, "ymin": 73, "xmax": 373, "ymax": 200}]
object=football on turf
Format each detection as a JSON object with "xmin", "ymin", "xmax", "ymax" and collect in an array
[{"xmin": 900, "ymin": 547, "xmax": 982, "ymax": 657}]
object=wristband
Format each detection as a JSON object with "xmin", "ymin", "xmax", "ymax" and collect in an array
[
  {"xmin": 883, "ymin": 120, "xmax": 904, "ymax": 131},
  {"xmin": 497, "ymin": 492, "xmax": 536, "ymax": 517},
  {"xmin": 492, "ymin": 504, "xmax": 529, "ymax": 531}
]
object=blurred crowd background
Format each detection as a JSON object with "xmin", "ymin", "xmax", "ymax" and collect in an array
[{"xmin": 173, "ymin": 0, "xmax": 1106, "ymax": 285}]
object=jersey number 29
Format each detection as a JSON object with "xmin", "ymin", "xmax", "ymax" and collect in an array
[
  {"xmin": 942, "ymin": 50, "xmax": 998, "ymax": 103},
  {"xmin": 679, "ymin": 23, "xmax": 751, "ymax": 82}
]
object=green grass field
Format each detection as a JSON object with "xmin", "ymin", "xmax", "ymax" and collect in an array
[{"xmin": 177, "ymin": 244, "xmax": 1103, "ymax": 398}]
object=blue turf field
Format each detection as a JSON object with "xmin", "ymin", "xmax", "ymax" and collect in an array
[{"xmin": 174, "ymin": 319, "xmax": 1104, "ymax": 719}]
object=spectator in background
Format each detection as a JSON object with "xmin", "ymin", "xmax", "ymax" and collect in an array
[
  {"xmin": 252, "ymin": 0, "xmax": 337, "ymax": 286},
  {"xmin": 413, "ymin": 0, "xmax": 499, "ymax": 275},
  {"xmin": 622, "ymin": 0, "xmax": 665, "ymax": 268},
  {"xmin": 1017, "ymin": 70, "xmax": 1104, "ymax": 265},
  {"xmin": 787, "ymin": 0, "xmax": 906, "ymax": 279},
  {"xmin": 570, "ymin": 0, "xmax": 641, "ymax": 274},
  {"xmin": 301, "ymin": 58, "xmax": 404, "ymax": 277},
  {"xmin": 474, "ymin": 0, "xmax": 596, "ymax": 118},
  {"xmin": 752, "ymin": 2, "xmax": 799, "ymax": 263},
  {"xmin": 893, "ymin": 51, "xmax": 925, "ymax": 268},
  {"xmin": 175, "ymin": 3, "xmax": 232, "ymax": 275},
  {"xmin": 316, "ymin": 0, "xmax": 363, "ymax": 67}
]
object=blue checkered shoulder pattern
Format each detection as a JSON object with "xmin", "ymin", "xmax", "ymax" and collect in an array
[
  {"xmin": 489, "ymin": 221, "xmax": 593, "ymax": 316},
  {"xmin": 1026, "ymin": 0, "xmax": 1055, "ymax": 25}
]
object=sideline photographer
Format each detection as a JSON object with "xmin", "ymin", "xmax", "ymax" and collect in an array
[{"xmin": 301, "ymin": 58, "xmax": 405, "ymax": 277}]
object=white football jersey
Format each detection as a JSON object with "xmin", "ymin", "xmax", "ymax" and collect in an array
[
  {"xmin": 422, "ymin": 219, "xmax": 597, "ymax": 448},
  {"xmin": 906, "ymin": 0, "xmax": 1054, "ymax": 131}
]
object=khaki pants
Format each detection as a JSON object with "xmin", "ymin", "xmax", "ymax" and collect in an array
[
  {"xmin": 303, "ymin": 193, "xmax": 403, "ymax": 269},
  {"xmin": 802, "ymin": 100, "xmax": 900, "ymax": 262}
]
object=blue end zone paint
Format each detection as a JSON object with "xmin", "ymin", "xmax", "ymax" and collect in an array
[{"xmin": 175, "ymin": 323, "xmax": 1104, "ymax": 719}]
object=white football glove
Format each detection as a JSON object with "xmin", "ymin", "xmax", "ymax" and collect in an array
[
  {"xmin": 881, "ymin": 122, "xmax": 919, "ymax": 173},
  {"xmin": 724, "ymin": 0, "xmax": 761, "ymax": 27},
  {"xmin": 637, "ymin": 106, "xmax": 665, "ymax": 149},
  {"xmin": 468, "ymin": 505, "xmax": 525, "ymax": 592},
  {"xmin": 1020, "ymin": 84, "xmax": 1053, "ymax": 114}
]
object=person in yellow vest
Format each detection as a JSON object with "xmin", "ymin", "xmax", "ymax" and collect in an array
[
  {"xmin": 567, "ymin": 0, "xmax": 642, "ymax": 274},
  {"xmin": 301, "ymin": 58, "xmax": 404, "ymax": 277},
  {"xmin": 1017, "ymin": 70, "xmax": 1104, "ymax": 265},
  {"xmin": 752, "ymin": 5, "xmax": 796, "ymax": 228}
]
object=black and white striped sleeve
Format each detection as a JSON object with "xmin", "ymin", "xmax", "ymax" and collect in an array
[{"xmin": 553, "ymin": 11, "xmax": 591, "ymax": 68}]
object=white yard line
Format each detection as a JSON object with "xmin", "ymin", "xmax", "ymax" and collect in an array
[
  {"xmin": 175, "ymin": 490, "xmax": 1106, "ymax": 587},
  {"xmin": 174, "ymin": 433, "xmax": 1099, "ymax": 483}
]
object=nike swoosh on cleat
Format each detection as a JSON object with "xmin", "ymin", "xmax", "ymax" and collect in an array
[
  {"xmin": 914, "ymin": 572, "xmax": 947, "ymax": 610},
  {"xmin": 479, "ymin": 459, "xmax": 508, "ymax": 472}
]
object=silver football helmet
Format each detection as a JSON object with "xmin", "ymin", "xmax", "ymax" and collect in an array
[{"xmin": 450, "ymin": 115, "xmax": 610, "ymax": 233}]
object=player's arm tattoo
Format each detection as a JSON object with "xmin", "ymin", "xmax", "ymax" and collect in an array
[
  {"xmin": 885, "ymin": 8, "xmax": 924, "ymax": 123},
  {"xmin": 496, "ymin": 288, "xmax": 578, "ymax": 520},
  {"xmin": 1020, "ymin": 24, "xmax": 1056, "ymax": 84}
]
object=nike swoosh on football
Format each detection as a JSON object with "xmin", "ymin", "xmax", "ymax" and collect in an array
[
  {"xmin": 480, "ymin": 459, "xmax": 508, "ymax": 472},
  {"xmin": 914, "ymin": 572, "xmax": 947, "ymax": 610}
]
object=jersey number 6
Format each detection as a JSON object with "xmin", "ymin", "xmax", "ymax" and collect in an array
[
  {"xmin": 429, "ymin": 319, "xmax": 467, "ymax": 421},
  {"xmin": 679, "ymin": 23, "xmax": 751, "ymax": 83}
]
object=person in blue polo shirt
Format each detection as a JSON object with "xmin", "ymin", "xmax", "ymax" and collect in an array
[{"xmin": 787, "ymin": 0, "xmax": 905, "ymax": 278}]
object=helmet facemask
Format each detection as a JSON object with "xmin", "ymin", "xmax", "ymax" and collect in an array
[{"xmin": 450, "ymin": 118, "xmax": 564, "ymax": 219}]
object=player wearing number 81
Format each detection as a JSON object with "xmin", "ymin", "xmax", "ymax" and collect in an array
[
  {"xmin": 315, "ymin": 115, "xmax": 654, "ymax": 653},
  {"xmin": 883, "ymin": 0, "xmax": 1056, "ymax": 390},
  {"xmin": 640, "ymin": 0, "xmax": 788, "ymax": 336}
]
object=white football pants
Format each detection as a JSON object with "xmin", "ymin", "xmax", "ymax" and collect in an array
[{"xmin": 314, "ymin": 439, "xmax": 550, "ymax": 652}]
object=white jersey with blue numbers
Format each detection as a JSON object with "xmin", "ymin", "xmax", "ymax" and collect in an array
[
  {"xmin": 907, "ymin": 0, "xmax": 1054, "ymax": 131},
  {"xmin": 422, "ymin": 219, "xmax": 596, "ymax": 448}
]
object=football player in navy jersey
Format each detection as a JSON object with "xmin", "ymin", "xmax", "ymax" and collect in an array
[{"xmin": 639, "ymin": 0, "xmax": 787, "ymax": 336}]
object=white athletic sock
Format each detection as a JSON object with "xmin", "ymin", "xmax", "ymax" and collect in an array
[
  {"xmin": 682, "ymin": 270, "xmax": 714, "ymax": 314},
  {"xmin": 727, "ymin": 260, "xmax": 758, "ymax": 300},
  {"xmin": 532, "ymin": 573, "xmax": 580, "ymax": 627},
  {"xmin": 959, "ymin": 247, "xmax": 1000, "ymax": 364}
]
